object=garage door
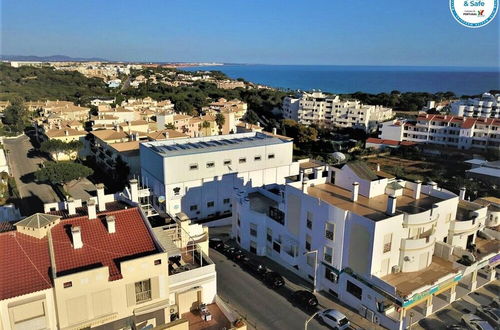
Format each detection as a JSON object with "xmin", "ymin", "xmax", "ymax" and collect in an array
[{"xmin": 177, "ymin": 289, "xmax": 200, "ymax": 315}]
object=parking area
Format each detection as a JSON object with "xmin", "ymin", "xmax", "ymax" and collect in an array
[
  {"xmin": 209, "ymin": 228, "xmax": 383, "ymax": 330},
  {"xmin": 415, "ymin": 280, "xmax": 499, "ymax": 329}
]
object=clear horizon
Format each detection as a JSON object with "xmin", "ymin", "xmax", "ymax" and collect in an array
[{"xmin": 1, "ymin": 0, "xmax": 499, "ymax": 67}]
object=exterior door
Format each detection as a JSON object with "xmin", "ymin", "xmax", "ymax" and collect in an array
[{"xmin": 177, "ymin": 289, "xmax": 201, "ymax": 315}]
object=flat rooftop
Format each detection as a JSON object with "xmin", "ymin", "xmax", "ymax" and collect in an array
[
  {"xmin": 456, "ymin": 200, "xmax": 483, "ymax": 221},
  {"xmin": 141, "ymin": 132, "xmax": 290, "ymax": 157},
  {"xmin": 307, "ymin": 183, "xmax": 441, "ymax": 221},
  {"xmin": 382, "ymin": 256, "xmax": 457, "ymax": 298},
  {"xmin": 248, "ymin": 191, "xmax": 278, "ymax": 214}
]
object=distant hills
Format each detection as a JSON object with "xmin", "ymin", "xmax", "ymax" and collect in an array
[{"xmin": 0, "ymin": 54, "xmax": 108, "ymax": 62}]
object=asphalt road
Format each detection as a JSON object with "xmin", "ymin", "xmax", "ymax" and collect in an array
[
  {"xmin": 3, "ymin": 135, "xmax": 58, "ymax": 215},
  {"xmin": 210, "ymin": 248, "xmax": 329, "ymax": 330}
]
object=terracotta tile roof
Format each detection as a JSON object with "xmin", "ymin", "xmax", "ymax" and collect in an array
[
  {"xmin": 0, "ymin": 231, "xmax": 52, "ymax": 300},
  {"xmin": 147, "ymin": 129, "xmax": 188, "ymax": 140},
  {"xmin": 417, "ymin": 114, "xmax": 500, "ymax": 129},
  {"xmin": 50, "ymin": 207, "xmax": 159, "ymax": 280},
  {"xmin": 0, "ymin": 221, "xmax": 15, "ymax": 233},
  {"xmin": 91, "ymin": 129, "xmax": 128, "ymax": 141},
  {"xmin": 109, "ymin": 140, "xmax": 140, "ymax": 152},
  {"xmin": 366, "ymin": 137, "xmax": 416, "ymax": 147},
  {"xmin": 45, "ymin": 128, "xmax": 86, "ymax": 138}
]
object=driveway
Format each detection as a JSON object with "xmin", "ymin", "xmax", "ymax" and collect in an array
[{"xmin": 2, "ymin": 135, "xmax": 58, "ymax": 215}]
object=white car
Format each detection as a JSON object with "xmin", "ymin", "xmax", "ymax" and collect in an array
[
  {"xmin": 317, "ymin": 309, "xmax": 350, "ymax": 330},
  {"xmin": 461, "ymin": 314, "xmax": 495, "ymax": 330}
]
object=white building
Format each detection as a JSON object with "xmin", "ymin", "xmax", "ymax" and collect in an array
[
  {"xmin": 378, "ymin": 114, "xmax": 500, "ymax": 150},
  {"xmin": 283, "ymin": 91, "xmax": 393, "ymax": 131},
  {"xmin": 140, "ymin": 131, "xmax": 299, "ymax": 221},
  {"xmin": 451, "ymin": 93, "xmax": 500, "ymax": 118},
  {"xmin": 233, "ymin": 160, "xmax": 499, "ymax": 329}
]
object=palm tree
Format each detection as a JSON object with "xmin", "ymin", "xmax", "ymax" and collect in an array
[{"xmin": 215, "ymin": 113, "xmax": 225, "ymax": 135}]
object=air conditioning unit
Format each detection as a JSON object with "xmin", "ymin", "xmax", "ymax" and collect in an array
[
  {"xmin": 392, "ymin": 265, "xmax": 401, "ymax": 273},
  {"xmin": 170, "ymin": 304, "xmax": 178, "ymax": 314}
]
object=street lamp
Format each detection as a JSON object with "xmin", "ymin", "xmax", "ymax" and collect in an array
[
  {"xmin": 303, "ymin": 250, "xmax": 319, "ymax": 293},
  {"xmin": 304, "ymin": 310, "xmax": 320, "ymax": 330}
]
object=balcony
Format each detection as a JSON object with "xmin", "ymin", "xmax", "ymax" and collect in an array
[
  {"xmin": 450, "ymin": 219, "xmax": 479, "ymax": 235},
  {"xmin": 401, "ymin": 228, "xmax": 436, "ymax": 251},
  {"xmin": 402, "ymin": 209, "xmax": 437, "ymax": 227}
]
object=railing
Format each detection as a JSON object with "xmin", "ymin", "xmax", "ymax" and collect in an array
[{"xmin": 136, "ymin": 291, "xmax": 152, "ymax": 303}]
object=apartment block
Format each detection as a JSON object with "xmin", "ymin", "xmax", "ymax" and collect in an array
[
  {"xmin": 283, "ymin": 91, "xmax": 393, "ymax": 131},
  {"xmin": 378, "ymin": 114, "xmax": 500, "ymax": 150},
  {"xmin": 0, "ymin": 182, "xmax": 220, "ymax": 330},
  {"xmin": 140, "ymin": 131, "xmax": 299, "ymax": 220},
  {"xmin": 233, "ymin": 160, "xmax": 499, "ymax": 329},
  {"xmin": 451, "ymin": 92, "xmax": 500, "ymax": 118}
]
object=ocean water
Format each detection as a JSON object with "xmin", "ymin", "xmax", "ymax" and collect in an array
[{"xmin": 182, "ymin": 65, "xmax": 500, "ymax": 96}]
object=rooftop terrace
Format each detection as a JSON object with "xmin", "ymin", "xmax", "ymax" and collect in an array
[
  {"xmin": 382, "ymin": 256, "xmax": 457, "ymax": 298},
  {"xmin": 307, "ymin": 183, "xmax": 442, "ymax": 221}
]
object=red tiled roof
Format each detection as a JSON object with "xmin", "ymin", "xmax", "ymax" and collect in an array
[
  {"xmin": 366, "ymin": 138, "xmax": 417, "ymax": 147},
  {"xmin": 0, "ymin": 232, "xmax": 52, "ymax": 300},
  {"xmin": 50, "ymin": 207, "xmax": 158, "ymax": 280},
  {"xmin": 417, "ymin": 114, "xmax": 500, "ymax": 129}
]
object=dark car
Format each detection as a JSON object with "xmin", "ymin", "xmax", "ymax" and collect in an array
[
  {"xmin": 476, "ymin": 307, "xmax": 500, "ymax": 328},
  {"xmin": 291, "ymin": 290, "xmax": 319, "ymax": 309},
  {"xmin": 223, "ymin": 247, "xmax": 245, "ymax": 261},
  {"xmin": 263, "ymin": 271, "xmax": 285, "ymax": 289},
  {"xmin": 209, "ymin": 238, "xmax": 224, "ymax": 251},
  {"xmin": 241, "ymin": 257, "xmax": 267, "ymax": 276}
]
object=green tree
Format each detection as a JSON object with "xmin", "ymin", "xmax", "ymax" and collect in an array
[
  {"xmin": 200, "ymin": 120, "xmax": 211, "ymax": 136},
  {"xmin": 215, "ymin": 113, "xmax": 225, "ymax": 134},
  {"xmin": 64, "ymin": 140, "xmax": 84, "ymax": 159},
  {"xmin": 40, "ymin": 139, "xmax": 66, "ymax": 161},
  {"xmin": 35, "ymin": 162, "xmax": 93, "ymax": 185},
  {"xmin": 164, "ymin": 123, "xmax": 176, "ymax": 130},
  {"xmin": 2, "ymin": 99, "xmax": 30, "ymax": 133}
]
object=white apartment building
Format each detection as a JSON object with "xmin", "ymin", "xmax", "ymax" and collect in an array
[
  {"xmin": 451, "ymin": 92, "xmax": 500, "ymax": 118},
  {"xmin": 378, "ymin": 114, "xmax": 500, "ymax": 150},
  {"xmin": 283, "ymin": 91, "xmax": 393, "ymax": 131},
  {"xmin": 140, "ymin": 131, "xmax": 299, "ymax": 221},
  {"xmin": 233, "ymin": 160, "xmax": 499, "ymax": 330}
]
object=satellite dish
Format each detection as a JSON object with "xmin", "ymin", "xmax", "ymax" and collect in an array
[
  {"xmin": 158, "ymin": 196, "xmax": 166, "ymax": 203},
  {"xmin": 332, "ymin": 152, "xmax": 346, "ymax": 162}
]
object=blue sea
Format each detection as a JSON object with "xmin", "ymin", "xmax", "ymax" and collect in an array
[{"xmin": 182, "ymin": 65, "xmax": 500, "ymax": 96}]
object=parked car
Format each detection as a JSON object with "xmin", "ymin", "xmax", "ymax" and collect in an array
[
  {"xmin": 241, "ymin": 257, "xmax": 267, "ymax": 276},
  {"xmin": 223, "ymin": 247, "xmax": 245, "ymax": 261},
  {"xmin": 317, "ymin": 309, "xmax": 350, "ymax": 330},
  {"xmin": 209, "ymin": 238, "xmax": 224, "ymax": 251},
  {"xmin": 490, "ymin": 297, "xmax": 500, "ymax": 308},
  {"xmin": 476, "ymin": 307, "xmax": 500, "ymax": 328},
  {"xmin": 447, "ymin": 325, "xmax": 467, "ymax": 330},
  {"xmin": 461, "ymin": 314, "xmax": 495, "ymax": 330},
  {"xmin": 263, "ymin": 271, "xmax": 285, "ymax": 289},
  {"xmin": 291, "ymin": 290, "xmax": 318, "ymax": 310}
]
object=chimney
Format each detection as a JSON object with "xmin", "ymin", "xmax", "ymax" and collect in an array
[
  {"xmin": 376, "ymin": 163, "xmax": 381, "ymax": 172},
  {"xmin": 71, "ymin": 226, "xmax": 83, "ymax": 249},
  {"xmin": 130, "ymin": 179, "xmax": 139, "ymax": 203},
  {"xmin": 106, "ymin": 215, "xmax": 116, "ymax": 234},
  {"xmin": 87, "ymin": 199, "xmax": 97, "ymax": 219},
  {"xmin": 386, "ymin": 194, "xmax": 397, "ymax": 215},
  {"xmin": 272, "ymin": 127, "xmax": 277, "ymax": 135},
  {"xmin": 65, "ymin": 130, "xmax": 69, "ymax": 136},
  {"xmin": 96, "ymin": 183, "xmax": 106, "ymax": 211},
  {"xmin": 67, "ymin": 198, "xmax": 76, "ymax": 215},
  {"xmin": 352, "ymin": 182, "xmax": 359, "ymax": 202},
  {"xmin": 414, "ymin": 180, "xmax": 422, "ymax": 200},
  {"xmin": 429, "ymin": 181, "xmax": 438, "ymax": 190},
  {"xmin": 245, "ymin": 122, "xmax": 249, "ymax": 129},
  {"xmin": 459, "ymin": 187, "xmax": 466, "ymax": 200},
  {"xmin": 164, "ymin": 132, "xmax": 169, "ymax": 139}
]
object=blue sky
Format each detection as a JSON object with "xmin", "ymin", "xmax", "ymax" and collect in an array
[{"xmin": 1, "ymin": 0, "xmax": 499, "ymax": 66}]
